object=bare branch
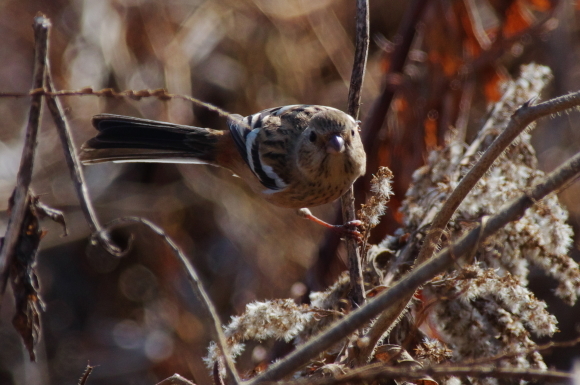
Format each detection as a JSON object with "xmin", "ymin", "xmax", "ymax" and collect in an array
[
  {"xmin": 356, "ymin": 294, "xmax": 411, "ymax": 364},
  {"xmin": 346, "ymin": 0, "xmax": 369, "ymax": 119},
  {"xmin": 0, "ymin": 14, "xmax": 50, "ymax": 299},
  {"xmin": 250, "ymin": 147, "xmax": 580, "ymax": 384},
  {"xmin": 463, "ymin": 336, "xmax": 580, "ymax": 366},
  {"xmin": 341, "ymin": 0, "xmax": 369, "ymax": 308},
  {"xmin": 273, "ymin": 363, "xmax": 573, "ymax": 385},
  {"xmin": 96, "ymin": 217, "xmax": 240, "ymax": 385},
  {"xmin": 44, "ymin": 73, "xmax": 126, "ymax": 256}
]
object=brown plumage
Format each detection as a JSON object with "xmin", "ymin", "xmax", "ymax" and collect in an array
[{"xmin": 81, "ymin": 105, "xmax": 366, "ymax": 209}]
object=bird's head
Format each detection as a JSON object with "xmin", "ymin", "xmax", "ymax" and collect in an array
[{"xmin": 296, "ymin": 109, "xmax": 366, "ymax": 183}]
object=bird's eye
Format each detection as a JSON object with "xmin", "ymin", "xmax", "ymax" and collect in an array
[
  {"xmin": 309, "ymin": 131, "xmax": 317, "ymax": 142},
  {"xmin": 351, "ymin": 129, "xmax": 355, "ymax": 136}
]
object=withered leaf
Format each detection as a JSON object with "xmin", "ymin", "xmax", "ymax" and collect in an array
[
  {"xmin": 374, "ymin": 345, "xmax": 438, "ymax": 385},
  {"xmin": 7, "ymin": 193, "xmax": 46, "ymax": 361}
]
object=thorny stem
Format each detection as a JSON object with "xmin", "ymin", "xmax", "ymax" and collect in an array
[
  {"xmin": 342, "ymin": 0, "xmax": 369, "ymax": 308},
  {"xmin": 78, "ymin": 364, "xmax": 95, "ymax": 385},
  {"xmin": 417, "ymin": 89, "xmax": 580, "ymax": 265},
  {"xmin": 0, "ymin": 14, "xmax": 50, "ymax": 300},
  {"xmin": 1, "ymin": 87, "xmax": 233, "ymax": 119},
  {"xmin": 250, "ymin": 148, "xmax": 580, "ymax": 383},
  {"xmin": 0, "ymin": 87, "xmax": 258, "ymax": 140},
  {"xmin": 98, "ymin": 218, "xmax": 240, "ymax": 385}
]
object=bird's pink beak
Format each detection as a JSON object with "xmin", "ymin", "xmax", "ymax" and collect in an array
[{"xmin": 326, "ymin": 135, "xmax": 345, "ymax": 154}]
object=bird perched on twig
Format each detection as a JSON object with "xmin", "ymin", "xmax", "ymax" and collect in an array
[{"xmin": 81, "ymin": 105, "xmax": 366, "ymax": 233}]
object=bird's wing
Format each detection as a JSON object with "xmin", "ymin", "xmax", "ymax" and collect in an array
[
  {"xmin": 225, "ymin": 106, "xmax": 294, "ymax": 191},
  {"xmin": 227, "ymin": 105, "xmax": 335, "ymax": 191}
]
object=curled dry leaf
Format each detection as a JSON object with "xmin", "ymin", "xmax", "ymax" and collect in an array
[
  {"xmin": 4, "ymin": 192, "xmax": 66, "ymax": 361},
  {"xmin": 374, "ymin": 345, "xmax": 438, "ymax": 385},
  {"xmin": 6, "ymin": 193, "xmax": 44, "ymax": 361}
]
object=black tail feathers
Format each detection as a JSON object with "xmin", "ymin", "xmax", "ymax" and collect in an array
[{"xmin": 81, "ymin": 114, "xmax": 220, "ymax": 164}]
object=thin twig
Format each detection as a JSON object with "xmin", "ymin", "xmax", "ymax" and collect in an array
[
  {"xmin": 0, "ymin": 87, "xmax": 232, "ymax": 119},
  {"xmin": 272, "ymin": 363, "xmax": 573, "ymax": 385},
  {"xmin": 44, "ymin": 73, "xmax": 125, "ymax": 256},
  {"xmin": 346, "ymin": 0, "xmax": 369, "ymax": 119},
  {"xmin": 97, "ymin": 217, "xmax": 240, "ymax": 385},
  {"xmin": 308, "ymin": 0, "xmax": 428, "ymax": 292},
  {"xmin": 249, "ymin": 148, "xmax": 580, "ymax": 384},
  {"xmin": 156, "ymin": 374, "xmax": 196, "ymax": 385},
  {"xmin": 78, "ymin": 364, "xmax": 95, "ymax": 385},
  {"xmin": 463, "ymin": 336, "xmax": 580, "ymax": 366},
  {"xmin": 416, "ymin": 89, "xmax": 580, "ymax": 265},
  {"xmin": 1, "ymin": 87, "xmax": 256, "ymax": 134},
  {"xmin": 0, "ymin": 14, "xmax": 50, "ymax": 299},
  {"xmin": 342, "ymin": 0, "xmax": 369, "ymax": 308},
  {"xmin": 355, "ymin": 294, "xmax": 412, "ymax": 364}
]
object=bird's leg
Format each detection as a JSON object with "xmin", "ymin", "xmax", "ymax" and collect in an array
[{"xmin": 297, "ymin": 208, "xmax": 363, "ymax": 241}]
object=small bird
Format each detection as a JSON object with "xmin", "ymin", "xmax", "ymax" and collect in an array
[{"xmin": 81, "ymin": 105, "xmax": 366, "ymax": 232}]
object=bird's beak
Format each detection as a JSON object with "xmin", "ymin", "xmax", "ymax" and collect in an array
[{"xmin": 326, "ymin": 134, "xmax": 345, "ymax": 154}]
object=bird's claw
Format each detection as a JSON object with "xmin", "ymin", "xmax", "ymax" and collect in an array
[{"xmin": 334, "ymin": 220, "xmax": 364, "ymax": 243}]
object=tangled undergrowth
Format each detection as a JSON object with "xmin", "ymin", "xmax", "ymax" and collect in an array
[{"xmin": 204, "ymin": 64, "xmax": 580, "ymax": 384}]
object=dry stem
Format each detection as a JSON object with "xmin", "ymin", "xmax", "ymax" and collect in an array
[
  {"xmin": 272, "ymin": 363, "xmax": 572, "ymax": 385},
  {"xmin": 341, "ymin": 0, "xmax": 370, "ymax": 308},
  {"xmin": 0, "ymin": 14, "xmax": 50, "ymax": 300},
  {"xmin": 44, "ymin": 74, "xmax": 125, "ymax": 256}
]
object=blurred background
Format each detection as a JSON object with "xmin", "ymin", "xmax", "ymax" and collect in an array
[{"xmin": 0, "ymin": 0, "xmax": 579, "ymax": 384}]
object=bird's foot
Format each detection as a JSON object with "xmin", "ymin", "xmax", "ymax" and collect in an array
[{"xmin": 297, "ymin": 209, "xmax": 363, "ymax": 242}]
